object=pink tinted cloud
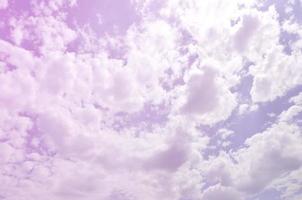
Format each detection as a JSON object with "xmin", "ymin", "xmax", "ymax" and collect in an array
[{"xmin": 0, "ymin": 0, "xmax": 302, "ymax": 200}]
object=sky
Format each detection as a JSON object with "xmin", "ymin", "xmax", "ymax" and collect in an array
[{"xmin": 0, "ymin": 0, "xmax": 302, "ymax": 199}]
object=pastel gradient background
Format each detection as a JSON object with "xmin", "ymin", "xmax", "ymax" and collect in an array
[{"xmin": 0, "ymin": 0, "xmax": 302, "ymax": 199}]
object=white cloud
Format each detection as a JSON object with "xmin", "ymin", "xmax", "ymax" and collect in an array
[
  {"xmin": 198, "ymin": 121, "xmax": 302, "ymax": 199},
  {"xmin": 0, "ymin": 143, "xmax": 13, "ymax": 164},
  {"xmin": 0, "ymin": 68, "xmax": 36, "ymax": 111},
  {"xmin": 143, "ymin": 129, "xmax": 191, "ymax": 172},
  {"xmin": 202, "ymin": 184, "xmax": 243, "ymax": 200},
  {"xmin": 217, "ymin": 128, "xmax": 235, "ymax": 140},
  {"xmin": 181, "ymin": 67, "xmax": 219, "ymax": 115},
  {"xmin": 233, "ymin": 12, "xmax": 260, "ymax": 52},
  {"xmin": 278, "ymin": 92, "xmax": 302, "ymax": 122},
  {"xmin": 250, "ymin": 48, "xmax": 302, "ymax": 102},
  {"xmin": 271, "ymin": 167, "xmax": 302, "ymax": 200},
  {"xmin": 238, "ymin": 103, "xmax": 259, "ymax": 115},
  {"xmin": 8, "ymin": 14, "xmax": 77, "ymax": 54},
  {"xmin": 233, "ymin": 122, "xmax": 302, "ymax": 194},
  {"xmin": 279, "ymin": 105, "xmax": 302, "ymax": 122},
  {"xmin": 172, "ymin": 64, "xmax": 237, "ymax": 125},
  {"xmin": 0, "ymin": 0, "xmax": 301, "ymax": 199},
  {"xmin": 290, "ymin": 92, "xmax": 302, "ymax": 105},
  {"xmin": 0, "ymin": 39, "xmax": 35, "ymax": 70},
  {"xmin": 242, "ymin": 8, "xmax": 302, "ymax": 103},
  {"xmin": 0, "ymin": 0, "xmax": 8, "ymax": 10}
]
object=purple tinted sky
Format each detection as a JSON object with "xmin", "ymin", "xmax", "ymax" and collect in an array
[{"xmin": 0, "ymin": 0, "xmax": 302, "ymax": 200}]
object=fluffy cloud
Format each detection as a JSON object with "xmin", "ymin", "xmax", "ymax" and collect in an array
[
  {"xmin": 0, "ymin": 0, "xmax": 301, "ymax": 199},
  {"xmin": 250, "ymin": 47, "xmax": 302, "ymax": 102},
  {"xmin": 278, "ymin": 92, "xmax": 302, "ymax": 122},
  {"xmin": 202, "ymin": 184, "xmax": 242, "ymax": 200},
  {"xmin": 172, "ymin": 63, "xmax": 237, "ymax": 125},
  {"xmin": 199, "ymin": 121, "xmax": 302, "ymax": 199},
  {"xmin": 0, "ymin": 0, "xmax": 8, "ymax": 10},
  {"xmin": 233, "ymin": 122, "xmax": 302, "ymax": 194},
  {"xmin": 233, "ymin": 12, "xmax": 260, "ymax": 52}
]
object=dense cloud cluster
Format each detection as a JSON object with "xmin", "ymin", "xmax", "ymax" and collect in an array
[{"xmin": 0, "ymin": 0, "xmax": 302, "ymax": 199}]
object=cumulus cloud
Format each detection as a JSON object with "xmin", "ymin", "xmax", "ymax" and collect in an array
[
  {"xmin": 233, "ymin": 12, "xmax": 260, "ymax": 52},
  {"xmin": 202, "ymin": 184, "xmax": 242, "ymax": 200},
  {"xmin": 0, "ymin": 0, "xmax": 301, "ymax": 199},
  {"xmin": 175, "ymin": 64, "xmax": 237, "ymax": 125},
  {"xmin": 0, "ymin": 0, "xmax": 8, "ymax": 10},
  {"xmin": 233, "ymin": 122, "xmax": 302, "ymax": 193},
  {"xmin": 278, "ymin": 92, "xmax": 302, "ymax": 122},
  {"xmin": 250, "ymin": 48, "xmax": 302, "ymax": 102}
]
